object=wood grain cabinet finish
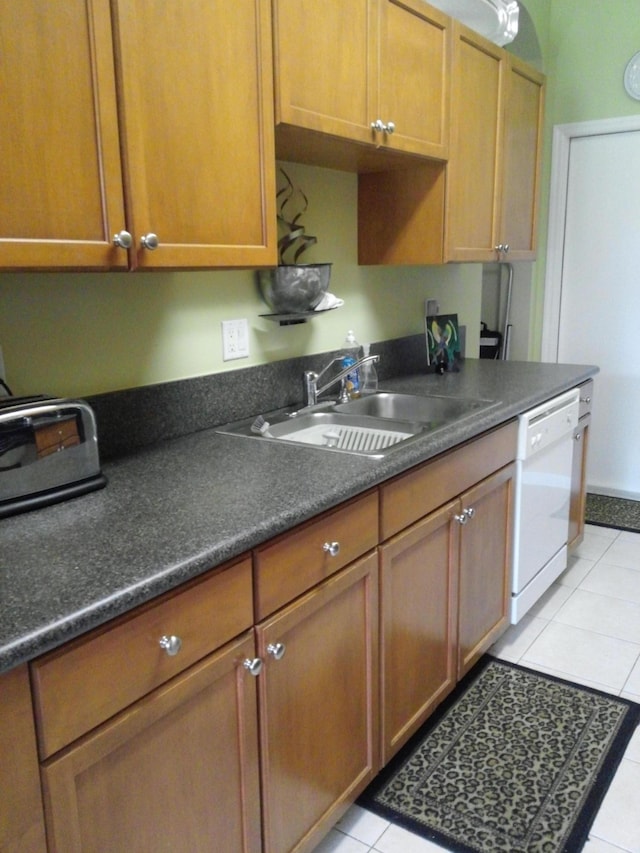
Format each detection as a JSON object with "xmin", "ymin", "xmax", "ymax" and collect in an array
[
  {"xmin": 378, "ymin": 424, "xmax": 516, "ymax": 761},
  {"xmin": 272, "ymin": 0, "xmax": 449, "ymax": 164},
  {"xmin": 358, "ymin": 23, "xmax": 544, "ymax": 266},
  {"xmin": 445, "ymin": 22, "xmax": 544, "ymax": 262},
  {"xmin": 0, "ymin": 665, "xmax": 47, "ymax": 853},
  {"xmin": 111, "ymin": 0, "xmax": 277, "ymax": 269},
  {"xmin": 569, "ymin": 380, "xmax": 594, "ymax": 551},
  {"xmin": 379, "ymin": 500, "xmax": 459, "ymax": 763},
  {"xmin": 254, "ymin": 491, "xmax": 378, "ymax": 619},
  {"xmin": 31, "ymin": 557, "xmax": 253, "ymax": 758},
  {"xmin": 256, "ymin": 553, "xmax": 379, "ymax": 853},
  {"xmin": 0, "ymin": 0, "xmax": 277, "ymax": 270},
  {"xmin": 0, "ymin": 0, "xmax": 127, "ymax": 270},
  {"xmin": 41, "ymin": 632, "xmax": 262, "ymax": 853},
  {"xmin": 456, "ymin": 463, "xmax": 514, "ymax": 679}
]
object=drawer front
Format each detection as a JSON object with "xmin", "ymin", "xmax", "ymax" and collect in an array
[
  {"xmin": 254, "ymin": 491, "xmax": 378, "ymax": 619},
  {"xmin": 31, "ymin": 557, "xmax": 253, "ymax": 758},
  {"xmin": 578, "ymin": 379, "xmax": 594, "ymax": 418},
  {"xmin": 380, "ymin": 421, "xmax": 518, "ymax": 540}
]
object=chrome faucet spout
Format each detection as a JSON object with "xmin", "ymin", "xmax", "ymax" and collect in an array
[{"xmin": 303, "ymin": 354, "xmax": 380, "ymax": 407}]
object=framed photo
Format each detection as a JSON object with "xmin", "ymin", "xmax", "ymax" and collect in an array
[{"xmin": 425, "ymin": 313, "xmax": 461, "ymax": 372}]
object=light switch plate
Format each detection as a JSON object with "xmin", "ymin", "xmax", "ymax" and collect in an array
[{"xmin": 222, "ymin": 319, "xmax": 249, "ymax": 361}]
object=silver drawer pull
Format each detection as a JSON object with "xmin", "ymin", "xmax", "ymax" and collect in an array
[
  {"xmin": 159, "ymin": 634, "xmax": 182, "ymax": 656},
  {"xmin": 323, "ymin": 541, "xmax": 340, "ymax": 557},
  {"xmin": 464, "ymin": 507, "xmax": 476, "ymax": 520},
  {"xmin": 454, "ymin": 513, "xmax": 468, "ymax": 525},
  {"xmin": 580, "ymin": 396, "xmax": 591, "ymax": 404},
  {"xmin": 243, "ymin": 657, "xmax": 263, "ymax": 677},
  {"xmin": 267, "ymin": 642, "xmax": 286, "ymax": 661}
]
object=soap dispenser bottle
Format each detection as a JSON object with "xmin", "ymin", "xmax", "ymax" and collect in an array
[
  {"xmin": 360, "ymin": 343, "xmax": 378, "ymax": 395},
  {"xmin": 341, "ymin": 330, "xmax": 361, "ymax": 398}
]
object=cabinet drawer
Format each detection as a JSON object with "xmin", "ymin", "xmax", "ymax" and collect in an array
[
  {"xmin": 31, "ymin": 557, "xmax": 253, "ymax": 758},
  {"xmin": 380, "ymin": 421, "xmax": 518, "ymax": 539},
  {"xmin": 254, "ymin": 491, "xmax": 378, "ymax": 619}
]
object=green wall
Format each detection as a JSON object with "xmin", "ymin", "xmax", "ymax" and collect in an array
[
  {"xmin": 0, "ymin": 161, "xmax": 481, "ymax": 397},
  {"xmin": 525, "ymin": 0, "xmax": 640, "ymax": 357}
]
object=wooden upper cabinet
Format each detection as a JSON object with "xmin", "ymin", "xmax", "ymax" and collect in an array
[
  {"xmin": 0, "ymin": 0, "xmax": 128, "ymax": 270},
  {"xmin": 445, "ymin": 22, "xmax": 544, "ymax": 262},
  {"xmin": 273, "ymin": 0, "xmax": 376, "ymax": 145},
  {"xmin": 0, "ymin": 0, "xmax": 277, "ymax": 271},
  {"xmin": 499, "ymin": 54, "xmax": 545, "ymax": 260},
  {"xmin": 111, "ymin": 0, "xmax": 277, "ymax": 269},
  {"xmin": 377, "ymin": 0, "xmax": 450, "ymax": 159},
  {"xmin": 272, "ymin": 0, "xmax": 449, "ymax": 162}
]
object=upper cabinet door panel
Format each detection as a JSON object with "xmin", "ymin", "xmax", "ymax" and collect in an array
[
  {"xmin": 445, "ymin": 24, "xmax": 503, "ymax": 261},
  {"xmin": 112, "ymin": 0, "xmax": 277, "ymax": 269},
  {"xmin": 0, "ymin": 0, "xmax": 128, "ymax": 270},
  {"xmin": 500, "ymin": 56, "xmax": 545, "ymax": 260},
  {"xmin": 273, "ymin": 0, "xmax": 377, "ymax": 144},
  {"xmin": 378, "ymin": 0, "xmax": 450, "ymax": 159}
]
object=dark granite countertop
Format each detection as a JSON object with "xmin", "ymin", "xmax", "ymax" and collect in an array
[{"xmin": 0, "ymin": 360, "xmax": 597, "ymax": 673}]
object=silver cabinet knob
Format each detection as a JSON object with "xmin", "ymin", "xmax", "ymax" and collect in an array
[
  {"xmin": 463, "ymin": 507, "xmax": 475, "ymax": 520},
  {"xmin": 454, "ymin": 512, "xmax": 468, "ymax": 525},
  {"xmin": 113, "ymin": 230, "xmax": 133, "ymax": 249},
  {"xmin": 503, "ymin": 244, "xmax": 510, "ymax": 254},
  {"xmin": 267, "ymin": 642, "xmax": 286, "ymax": 661},
  {"xmin": 370, "ymin": 119, "xmax": 395, "ymax": 134},
  {"xmin": 574, "ymin": 432, "xmax": 582, "ymax": 441},
  {"xmin": 159, "ymin": 634, "xmax": 182, "ymax": 656},
  {"xmin": 243, "ymin": 657, "xmax": 263, "ymax": 677},
  {"xmin": 323, "ymin": 541, "xmax": 340, "ymax": 557},
  {"xmin": 580, "ymin": 396, "xmax": 592, "ymax": 404},
  {"xmin": 140, "ymin": 233, "xmax": 159, "ymax": 250}
]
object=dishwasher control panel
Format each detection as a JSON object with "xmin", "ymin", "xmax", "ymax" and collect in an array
[{"xmin": 517, "ymin": 388, "xmax": 580, "ymax": 460}]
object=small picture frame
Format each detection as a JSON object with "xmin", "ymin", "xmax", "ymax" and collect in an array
[{"xmin": 425, "ymin": 313, "xmax": 461, "ymax": 372}]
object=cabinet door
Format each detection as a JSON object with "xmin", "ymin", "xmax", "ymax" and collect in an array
[
  {"xmin": 445, "ymin": 22, "xmax": 504, "ymax": 262},
  {"xmin": 378, "ymin": 0, "xmax": 450, "ymax": 159},
  {"xmin": 257, "ymin": 553, "xmax": 379, "ymax": 853},
  {"xmin": 0, "ymin": 0, "xmax": 128, "ymax": 270},
  {"xmin": 42, "ymin": 633, "xmax": 262, "ymax": 853},
  {"xmin": 569, "ymin": 413, "xmax": 591, "ymax": 551},
  {"xmin": 379, "ymin": 500, "xmax": 458, "ymax": 764},
  {"xmin": 272, "ymin": 0, "xmax": 377, "ymax": 145},
  {"xmin": 499, "ymin": 56, "xmax": 545, "ymax": 260},
  {"xmin": 0, "ymin": 665, "xmax": 47, "ymax": 853},
  {"xmin": 457, "ymin": 464, "xmax": 514, "ymax": 678},
  {"xmin": 111, "ymin": 0, "xmax": 277, "ymax": 269}
]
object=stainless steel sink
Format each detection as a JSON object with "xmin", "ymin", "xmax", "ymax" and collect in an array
[
  {"xmin": 218, "ymin": 410, "xmax": 425, "ymax": 457},
  {"xmin": 333, "ymin": 392, "xmax": 496, "ymax": 423},
  {"xmin": 217, "ymin": 392, "xmax": 499, "ymax": 458}
]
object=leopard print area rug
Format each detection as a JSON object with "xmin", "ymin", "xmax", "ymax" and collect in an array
[{"xmin": 359, "ymin": 657, "xmax": 640, "ymax": 853}]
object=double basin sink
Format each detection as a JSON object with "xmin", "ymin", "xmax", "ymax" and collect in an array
[{"xmin": 218, "ymin": 392, "xmax": 499, "ymax": 458}]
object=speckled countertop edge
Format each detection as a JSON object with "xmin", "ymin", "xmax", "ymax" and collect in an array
[{"xmin": 0, "ymin": 360, "xmax": 598, "ymax": 673}]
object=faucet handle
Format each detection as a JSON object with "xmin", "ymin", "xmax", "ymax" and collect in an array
[{"xmin": 303, "ymin": 370, "xmax": 319, "ymax": 408}]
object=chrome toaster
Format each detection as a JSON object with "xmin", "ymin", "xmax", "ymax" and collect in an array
[{"xmin": 0, "ymin": 395, "xmax": 107, "ymax": 517}]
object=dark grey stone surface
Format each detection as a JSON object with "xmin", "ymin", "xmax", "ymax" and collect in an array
[{"xmin": 0, "ymin": 357, "xmax": 598, "ymax": 673}]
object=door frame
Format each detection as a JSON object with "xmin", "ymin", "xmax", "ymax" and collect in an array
[{"xmin": 541, "ymin": 114, "xmax": 640, "ymax": 362}]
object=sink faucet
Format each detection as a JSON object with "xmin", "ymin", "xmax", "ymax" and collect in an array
[{"xmin": 303, "ymin": 354, "xmax": 380, "ymax": 407}]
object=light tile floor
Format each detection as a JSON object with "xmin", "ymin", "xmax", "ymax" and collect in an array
[{"xmin": 313, "ymin": 524, "xmax": 640, "ymax": 853}]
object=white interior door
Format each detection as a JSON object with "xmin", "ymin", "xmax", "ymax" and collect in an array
[{"xmin": 543, "ymin": 119, "xmax": 640, "ymax": 499}]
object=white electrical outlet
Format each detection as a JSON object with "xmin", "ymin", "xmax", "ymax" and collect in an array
[{"xmin": 222, "ymin": 319, "xmax": 249, "ymax": 361}]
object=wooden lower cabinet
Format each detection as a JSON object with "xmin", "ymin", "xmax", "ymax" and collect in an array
[
  {"xmin": 457, "ymin": 464, "xmax": 514, "ymax": 679},
  {"xmin": 569, "ymin": 380, "xmax": 594, "ymax": 551},
  {"xmin": 256, "ymin": 553, "xmax": 379, "ymax": 853},
  {"xmin": 379, "ymin": 442, "xmax": 515, "ymax": 762},
  {"xmin": 41, "ymin": 632, "xmax": 262, "ymax": 853},
  {"xmin": 0, "ymin": 665, "xmax": 47, "ymax": 853}
]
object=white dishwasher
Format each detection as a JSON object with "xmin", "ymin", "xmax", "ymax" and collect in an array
[{"xmin": 511, "ymin": 388, "xmax": 580, "ymax": 623}]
